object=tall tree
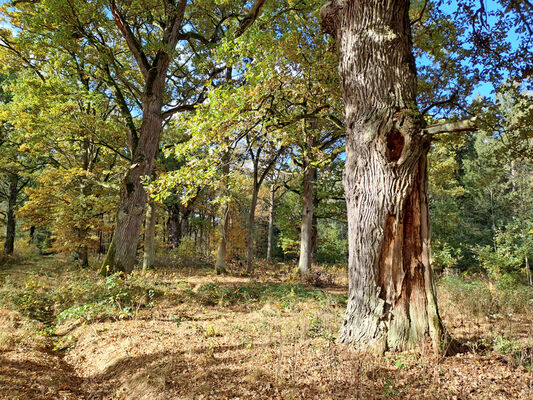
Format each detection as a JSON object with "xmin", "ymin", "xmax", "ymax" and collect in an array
[
  {"xmin": 2, "ymin": 0, "xmax": 268, "ymax": 274},
  {"xmin": 321, "ymin": 0, "xmax": 446, "ymax": 351}
]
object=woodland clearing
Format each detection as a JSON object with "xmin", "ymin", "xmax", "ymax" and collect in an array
[{"xmin": 1, "ymin": 256, "xmax": 532, "ymax": 400}]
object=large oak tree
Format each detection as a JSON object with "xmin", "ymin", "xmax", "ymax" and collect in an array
[
  {"xmin": 321, "ymin": 0, "xmax": 444, "ymax": 352},
  {"xmin": 1, "ymin": 0, "xmax": 268, "ymax": 273}
]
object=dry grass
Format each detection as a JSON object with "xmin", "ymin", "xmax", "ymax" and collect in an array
[{"xmin": 0, "ymin": 258, "xmax": 532, "ymax": 399}]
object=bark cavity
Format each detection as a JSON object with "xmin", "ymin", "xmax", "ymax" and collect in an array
[{"xmin": 385, "ymin": 129, "xmax": 404, "ymax": 163}]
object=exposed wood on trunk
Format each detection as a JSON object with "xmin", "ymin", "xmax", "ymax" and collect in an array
[{"xmin": 321, "ymin": 0, "xmax": 443, "ymax": 352}]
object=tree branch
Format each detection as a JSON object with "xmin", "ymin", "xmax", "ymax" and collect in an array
[
  {"xmin": 235, "ymin": 0, "xmax": 267, "ymax": 38},
  {"xmin": 109, "ymin": 0, "xmax": 151, "ymax": 80},
  {"xmin": 423, "ymin": 117, "xmax": 477, "ymax": 136}
]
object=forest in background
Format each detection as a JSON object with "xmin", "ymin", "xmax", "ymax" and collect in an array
[
  {"xmin": 0, "ymin": 0, "xmax": 531, "ymax": 285},
  {"xmin": 0, "ymin": 0, "xmax": 532, "ymax": 398}
]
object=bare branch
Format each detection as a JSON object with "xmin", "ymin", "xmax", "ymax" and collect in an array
[{"xmin": 424, "ymin": 117, "xmax": 477, "ymax": 136}]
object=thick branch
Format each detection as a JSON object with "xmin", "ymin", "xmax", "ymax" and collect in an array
[
  {"xmin": 165, "ymin": 0, "xmax": 189, "ymax": 49},
  {"xmin": 109, "ymin": 0, "xmax": 151, "ymax": 80},
  {"xmin": 424, "ymin": 117, "xmax": 477, "ymax": 136},
  {"xmin": 103, "ymin": 64, "xmax": 138, "ymax": 150},
  {"xmin": 235, "ymin": 0, "xmax": 267, "ymax": 38}
]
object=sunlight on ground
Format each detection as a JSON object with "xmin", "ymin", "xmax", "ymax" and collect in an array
[{"xmin": 0, "ymin": 258, "xmax": 532, "ymax": 399}]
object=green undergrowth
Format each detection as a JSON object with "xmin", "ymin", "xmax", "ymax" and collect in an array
[
  {"xmin": 192, "ymin": 281, "xmax": 346, "ymax": 309},
  {"xmin": 0, "ymin": 258, "xmax": 347, "ymax": 342},
  {"xmin": 437, "ymin": 274, "xmax": 533, "ymax": 369},
  {"xmin": 0, "ymin": 270, "xmax": 162, "ymax": 331}
]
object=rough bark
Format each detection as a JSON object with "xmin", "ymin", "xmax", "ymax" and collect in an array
[
  {"xmin": 298, "ymin": 165, "xmax": 316, "ymax": 275},
  {"xmin": 102, "ymin": 0, "xmax": 188, "ymax": 274},
  {"xmin": 321, "ymin": 0, "xmax": 443, "ymax": 352},
  {"xmin": 143, "ymin": 201, "xmax": 156, "ymax": 270},
  {"xmin": 3, "ymin": 173, "xmax": 18, "ymax": 255},
  {"xmin": 109, "ymin": 90, "xmax": 165, "ymax": 273}
]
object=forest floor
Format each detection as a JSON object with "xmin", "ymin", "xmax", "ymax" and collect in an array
[{"xmin": 0, "ymin": 256, "xmax": 532, "ymax": 399}]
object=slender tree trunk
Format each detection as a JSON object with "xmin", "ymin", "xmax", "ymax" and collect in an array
[
  {"xmin": 3, "ymin": 173, "xmax": 18, "ymax": 255},
  {"xmin": 298, "ymin": 165, "xmax": 316, "ymax": 275},
  {"xmin": 78, "ymin": 246, "xmax": 89, "ymax": 268},
  {"xmin": 180, "ymin": 210, "xmax": 189, "ymax": 239},
  {"xmin": 266, "ymin": 184, "xmax": 275, "ymax": 263},
  {"xmin": 526, "ymin": 256, "xmax": 532, "ymax": 286},
  {"xmin": 143, "ymin": 201, "xmax": 156, "ymax": 270},
  {"xmin": 77, "ymin": 139, "xmax": 91, "ymax": 268},
  {"xmin": 215, "ymin": 205, "xmax": 230, "ymax": 273},
  {"xmin": 167, "ymin": 204, "xmax": 181, "ymax": 249},
  {"xmin": 321, "ymin": 0, "xmax": 443, "ymax": 352},
  {"xmin": 311, "ymin": 183, "xmax": 318, "ymax": 265},
  {"xmin": 246, "ymin": 184, "xmax": 259, "ymax": 274},
  {"xmin": 29, "ymin": 226, "xmax": 35, "ymax": 243},
  {"xmin": 215, "ymin": 152, "xmax": 231, "ymax": 273}
]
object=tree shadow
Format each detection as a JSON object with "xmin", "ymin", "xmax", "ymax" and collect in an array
[{"xmin": 0, "ymin": 355, "xmax": 85, "ymax": 400}]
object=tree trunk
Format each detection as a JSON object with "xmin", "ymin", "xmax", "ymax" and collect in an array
[
  {"xmin": 266, "ymin": 184, "xmax": 275, "ymax": 263},
  {"xmin": 526, "ymin": 256, "xmax": 532, "ymax": 286},
  {"xmin": 78, "ymin": 246, "xmax": 89, "ymax": 268},
  {"xmin": 321, "ymin": 0, "xmax": 443, "ymax": 352},
  {"xmin": 298, "ymin": 165, "xmax": 316, "ymax": 275},
  {"xmin": 102, "ymin": 90, "xmax": 165, "ymax": 274},
  {"xmin": 215, "ymin": 152, "xmax": 231, "ymax": 274},
  {"xmin": 180, "ymin": 210, "xmax": 189, "ymax": 239},
  {"xmin": 311, "ymin": 183, "xmax": 318, "ymax": 265},
  {"xmin": 215, "ymin": 204, "xmax": 230, "ymax": 274},
  {"xmin": 3, "ymin": 173, "xmax": 18, "ymax": 255},
  {"xmin": 246, "ymin": 184, "xmax": 259, "ymax": 274},
  {"xmin": 167, "ymin": 204, "xmax": 182, "ymax": 249},
  {"xmin": 77, "ymin": 139, "xmax": 91, "ymax": 268},
  {"xmin": 143, "ymin": 201, "xmax": 156, "ymax": 270}
]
